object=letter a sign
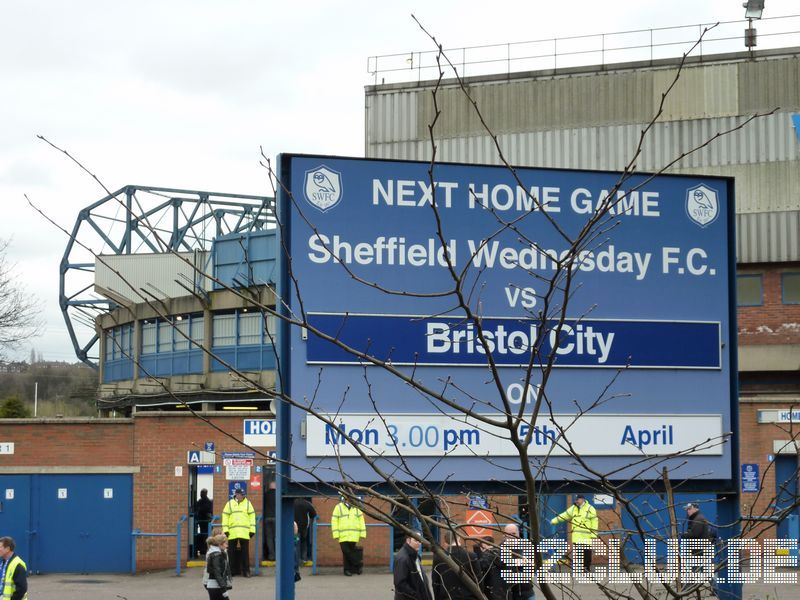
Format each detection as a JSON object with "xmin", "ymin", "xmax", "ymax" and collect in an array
[{"xmin": 187, "ymin": 450, "xmax": 201, "ymax": 464}]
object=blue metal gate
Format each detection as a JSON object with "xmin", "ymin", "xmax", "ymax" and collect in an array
[
  {"xmin": 0, "ymin": 473, "xmax": 132, "ymax": 573},
  {"xmin": 775, "ymin": 455, "xmax": 799, "ymax": 539},
  {"xmin": 0, "ymin": 475, "xmax": 32, "ymax": 565}
]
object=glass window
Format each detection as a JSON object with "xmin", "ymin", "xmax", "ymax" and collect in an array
[
  {"xmin": 174, "ymin": 319, "xmax": 189, "ymax": 351},
  {"xmin": 265, "ymin": 314, "xmax": 276, "ymax": 341},
  {"xmin": 121, "ymin": 324, "xmax": 132, "ymax": 357},
  {"xmin": 158, "ymin": 321, "xmax": 172, "ymax": 353},
  {"xmin": 783, "ymin": 272, "xmax": 800, "ymax": 304},
  {"xmin": 239, "ymin": 312, "xmax": 261, "ymax": 345},
  {"xmin": 105, "ymin": 331, "xmax": 114, "ymax": 360},
  {"xmin": 142, "ymin": 322, "xmax": 157, "ymax": 354},
  {"xmin": 736, "ymin": 274, "xmax": 762, "ymax": 306},
  {"xmin": 191, "ymin": 317, "xmax": 204, "ymax": 345},
  {"xmin": 213, "ymin": 314, "xmax": 236, "ymax": 346}
]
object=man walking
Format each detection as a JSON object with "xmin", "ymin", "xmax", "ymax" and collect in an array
[
  {"xmin": 394, "ymin": 533, "xmax": 433, "ymax": 600},
  {"xmin": 682, "ymin": 502, "xmax": 717, "ymax": 572},
  {"xmin": 331, "ymin": 494, "xmax": 366, "ymax": 576},
  {"xmin": 0, "ymin": 536, "xmax": 28, "ymax": 600},
  {"xmin": 480, "ymin": 524, "xmax": 535, "ymax": 600},
  {"xmin": 550, "ymin": 494, "xmax": 598, "ymax": 572},
  {"xmin": 222, "ymin": 488, "xmax": 256, "ymax": 577},
  {"xmin": 294, "ymin": 497, "xmax": 317, "ymax": 566},
  {"xmin": 431, "ymin": 532, "xmax": 480, "ymax": 599}
]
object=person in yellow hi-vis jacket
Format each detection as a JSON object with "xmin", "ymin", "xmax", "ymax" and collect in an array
[
  {"xmin": 0, "ymin": 536, "xmax": 28, "ymax": 600},
  {"xmin": 331, "ymin": 494, "xmax": 366, "ymax": 576},
  {"xmin": 222, "ymin": 488, "xmax": 256, "ymax": 578},
  {"xmin": 550, "ymin": 494, "xmax": 598, "ymax": 572}
]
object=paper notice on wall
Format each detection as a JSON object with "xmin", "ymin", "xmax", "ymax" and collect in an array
[{"xmin": 224, "ymin": 458, "xmax": 252, "ymax": 481}]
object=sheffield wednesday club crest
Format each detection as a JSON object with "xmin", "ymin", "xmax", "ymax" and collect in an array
[
  {"xmin": 304, "ymin": 165, "xmax": 343, "ymax": 212},
  {"xmin": 685, "ymin": 184, "xmax": 719, "ymax": 227}
]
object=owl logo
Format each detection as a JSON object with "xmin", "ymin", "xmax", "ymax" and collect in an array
[
  {"xmin": 303, "ymin": 165, "xmax": 343, "ymax": 212},
  {"xmin": 686, "ymin": 184, "xmax": 719, "ymax": 227}
]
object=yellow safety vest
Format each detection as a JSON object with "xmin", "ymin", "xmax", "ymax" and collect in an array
[
  {"xmin": 551, "ymin": 502, "xmax": 598, "ymax": 545},
  {"xmin": 331, "ymin": 502, "xmax": 366, "ymax": 543},
  {"xmin": 222, "ymin": 498, "xmax": 256, "ymax": 540},
  {"xmin": 2, "ymin": 555, "xmax": 28, "ymax": 600}
]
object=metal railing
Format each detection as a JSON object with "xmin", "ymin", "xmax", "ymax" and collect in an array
[
  {"xmin": 131, "ymin": 514, "xmax": 187, "ymax": 576},
  {"xmin": 368, "ymin": 14, "xmax": 800, "ymax": 85}
]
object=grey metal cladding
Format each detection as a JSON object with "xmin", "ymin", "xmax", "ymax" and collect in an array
[
  {"xmin": 738, "ymin": 55, "xmax": 800, "ymax": 115},
  {"xmin": 413, "ymin": 71, "xmax": 654, "ymax": 138},
  {"xmin": 368, "ymin": 112, "xmax": 797, "ymax": 173},
  {"xmin": 737, "ymin": 211, "xmax": 800, "ymax": 263}
]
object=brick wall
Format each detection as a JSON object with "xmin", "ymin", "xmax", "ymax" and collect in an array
[
  {"xmin": 132, "ymin": 414, "xmax": 270, "ymax": 570},
  {"xmin": 738, "ymin": 402, "xmax": 796, "ymax": 539},
  {"xmin": 738, "ymin": 266, "xmax": 800, "ymax": 345},
  {"xmin": 0, "ymin": 419, "xmax": 134, "ymax": 467}
]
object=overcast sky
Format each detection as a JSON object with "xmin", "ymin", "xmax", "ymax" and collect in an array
[{"xmin": 1, "ymin": 0, "xmax": 797, "ymax": 363}]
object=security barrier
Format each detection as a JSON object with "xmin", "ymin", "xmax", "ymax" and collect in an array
[{"xmin": 131, "ymin": 514, "xmax": 187, "ymax": 576}]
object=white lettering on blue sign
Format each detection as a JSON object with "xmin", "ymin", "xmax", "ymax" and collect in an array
[
  {"xmin": 372, "ymin": 179, "xmax": 459, "ymax": 208},
  {"xmin": 245, "ymin": 419, "xmax": 275, "ymax": 435},
  {"xmin": 243, "ymin": 419, "xmax": 276, "ymax": 447},
  {"xmin": 426, "ymin": 322, "xmax": 614, "ymax": 364}
]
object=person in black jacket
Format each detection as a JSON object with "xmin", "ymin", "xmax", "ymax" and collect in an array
[
  {"xmin": 264, "ymin": 481, "xmax": 276, "ymax": 561},
  {"xmin": 683, "ymin": 503, "xmax": 713, "ymax": 541},
  {"xmin": 394, "ymin": 533, "xmax": 433, "ymax": 600},
  {"xmin": 195, "ymin": 488, "xmax": 214, "ymax": 555},
  {"xmin": 432, "ymin": 533, "xmax": 481, "ymax": 599},
  {"xmin": 294, "ymin": 497, "xmax": 317, "ymax": 565},
  {"xmin": 682, "ymin": 502, "xmax": 717, "ymax": 577},
  {"xmin": 480, "ymin": 524, "xmax": 535, "ymax": 600},
  {"xmin": 203, "ymin": 534, "xmax": 233, "ymax": 600}
]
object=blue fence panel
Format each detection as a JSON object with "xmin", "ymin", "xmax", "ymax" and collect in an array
[
  {"xmin": 210, "ymin": 345, "xmax": 276, "ymax": 372},
  {"xmin": 103, "ymin": 358, "xmax": 134, "ymax": 382}
]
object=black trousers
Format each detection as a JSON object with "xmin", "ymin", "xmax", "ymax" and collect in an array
[
  {"xmin": 206, "ymin": 588, "xmax": 227, "ymax": 600},
  {"xmin": 229, "ymin": 537, "xmax": 250, "ymax": 576},
  {"xmin": 299, "ymin": 528, "xmax": 311, "ymax": 563},
  {"xmin": 340, "ymin": 541, "xmax": 363, "ymax": 574},
  {"xmin": 575, "ymin": 544, "xmax": 592, "ymax": 572},
  {"xmin": 265, "ymin": 518, "xmax": 276, "ymax": 561}
]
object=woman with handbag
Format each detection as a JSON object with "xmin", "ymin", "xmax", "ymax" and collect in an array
[{"xmin": 203, "ymin": 534, "xmax": 233, "ymax": 599}]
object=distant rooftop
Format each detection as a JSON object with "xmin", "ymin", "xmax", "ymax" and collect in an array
[{"xmin": 368, "ymin": 13, "xmax": 800, "ymax": 85}]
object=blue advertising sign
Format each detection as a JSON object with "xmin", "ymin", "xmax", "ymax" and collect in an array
[
  {"xmin": 741, "ymin": 463, "xmax": 760, "ymax": 493},
  {"xmin": 228, "ymin": 481, "xmax": 248, "ymax": 498},
  {"xmin": 278, "ymin": 155, "xmax": 736, "ymax": 485}
]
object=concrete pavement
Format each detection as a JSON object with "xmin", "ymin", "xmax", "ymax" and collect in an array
[{"xmin": 25, "ymin": 566, "xmax": 800, "ymax": 599}]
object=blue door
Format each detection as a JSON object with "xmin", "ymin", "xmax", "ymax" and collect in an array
[
  {"xmin": 0, "ymin": 475, "xmax": 32, "ymax": 569},
  {"xmin": 537, "ymin": 495, "xmax": 567, "ymax": 539},
  {"xmin": 621, "ymin": 492, "xmax": 717, "ymax": 564},
  {"xmin": 775, "ymin": 455, "xmax": 799, "ymax": 539},
  {"xmin": 35, "ymin": 474, "xmax": 132, "ymax": 573}
]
